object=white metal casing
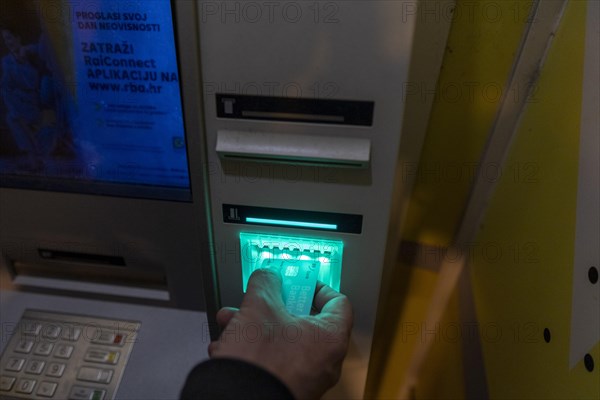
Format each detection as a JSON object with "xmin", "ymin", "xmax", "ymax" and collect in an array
[{"xmin": 198, "ymin": 1, "xmax": 417, "ymax": 397}]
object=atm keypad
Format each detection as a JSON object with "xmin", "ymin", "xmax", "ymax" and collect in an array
[{"xmin": 0, "ymin": 310, "xmax": 139, "ymax": 400}]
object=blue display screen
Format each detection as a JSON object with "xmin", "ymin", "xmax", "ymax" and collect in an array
[{"xmin": 0, "ymin": 0, "xmax": 191, "ymax": 201}]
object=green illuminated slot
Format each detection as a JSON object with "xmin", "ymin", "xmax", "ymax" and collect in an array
[
  {"xmin": 245, "ymin": 217, "xmax": 337, "ymax": 230},
  {"xmin": 239, "ymin": 232, "xmax": 343, "ymax": 292}
]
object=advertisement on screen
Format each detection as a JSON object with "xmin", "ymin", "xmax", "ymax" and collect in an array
[{"xmin": 0, "ymin": 0, "xmax": 190, "ymax": 199}]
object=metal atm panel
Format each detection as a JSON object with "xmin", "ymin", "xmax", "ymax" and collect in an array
[{"xmin": 198, "ymin": 1, "xmax": 417, "ymax": 397}]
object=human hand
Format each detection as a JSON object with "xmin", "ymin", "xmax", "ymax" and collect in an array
[{"xmin": 208, "ymin": 268, "xmax": 353, "ymax": 399}]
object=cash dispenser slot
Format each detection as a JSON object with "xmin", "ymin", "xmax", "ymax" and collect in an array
[
  {"xmin": 39, "ymin": 248, "xmax": 125, "ymax": 266},
  {"xmin": 216, "ymin": 130, "xmax": 371, "ymax": 168},
  {"xmin": 8, "ymin": 248, "xmax": 167, "ymax": 290}
]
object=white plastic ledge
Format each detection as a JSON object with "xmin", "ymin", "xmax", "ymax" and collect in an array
[{"xmin": 216, "ymin": 130, "xmax": 371, "ymax": 168}]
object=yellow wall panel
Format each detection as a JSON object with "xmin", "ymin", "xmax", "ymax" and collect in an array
[
  {"xmin": 377, "ymin": 267, "xmax": 439, "ymax": 398},
  {"xmin": 374, "ymin": 1, "xmax": 536, "ymax": 397},
  {"xmin": 376, "ymin": 267, "xmax": 465, "ymax": 399},
  {"xmin": 471, "ymin": 1, "xmax": 598, "ymax": 398},
  {"xmin": 402, "ymin": 0, "xmax": 532, "ymax": 246},
  {"xmin": 414, "ymin": 288, "xmax": 465, "ymax": 400}
]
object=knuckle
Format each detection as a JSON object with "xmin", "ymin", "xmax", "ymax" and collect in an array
[
  {"xmin": 250, "ymin": 268, "xmax": 279, "ymax": 285},
  {"xmin": 251, "ymin": 268, "xmax": 270, "ymax": 279}
]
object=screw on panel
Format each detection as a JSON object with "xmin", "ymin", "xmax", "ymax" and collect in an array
[
  {"xmin": 588, "ymin": 266, "xmax": 598, "ymax": 284},
  {"xmin": 583, "ymin": 354, "xmax": 594, "ymax": 372},
  {"xmin": 543, "ymin": 328, "xmax": 551, "ymax": 343}
]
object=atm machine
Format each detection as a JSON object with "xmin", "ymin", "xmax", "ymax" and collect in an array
[{"xmin": 1, "ymin": 0, "xmax": 432, "ymax": 398}]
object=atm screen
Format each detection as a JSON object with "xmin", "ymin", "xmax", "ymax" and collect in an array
[{"xmin": 0, "ymin": 0, "xmax": 191, "ymax": 201}]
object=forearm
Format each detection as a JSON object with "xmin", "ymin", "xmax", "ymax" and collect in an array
[{"xmin": 181, "ymin": 358, "xmax": 294, "ymax": 400}]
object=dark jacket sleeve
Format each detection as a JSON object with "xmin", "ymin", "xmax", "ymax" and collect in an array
[{"xmin": 180, "ymin": 358, "xmax": 295, "ymax": 400}]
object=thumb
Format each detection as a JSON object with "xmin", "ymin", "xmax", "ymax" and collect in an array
[
  {"xmin": 216, "ymin": 306, "xmax": 239, "ymax": 328},
  {"xmin": 242, "ymin": 267, "xmax": 286, "ymax": 311}
]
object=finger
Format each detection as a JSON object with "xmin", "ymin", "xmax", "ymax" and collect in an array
[
  {"xmin": 242, "ymin": 268, "xmax": 286, "ymax": 310},
  {"xmin": 313, "ymin": 281, "xmax": 339, "ymax": 311},
  {"xmin": 216, "ymin": 307, "xmax": 239, "ymax": 328},
  {"xmin": 313, "ymin": 282, "xmax": 353, "ymax": 328}
]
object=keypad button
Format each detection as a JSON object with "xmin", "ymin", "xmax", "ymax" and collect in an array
[
  {"xmin": 34, "ymin": 342, "xmax": 55, "ymax": 356},
  {"xmin": 54, "ymin": 344, "xmax": 75, "ymax": 359},
  {"xmin": 0, "ymin": 376, "xmax": 16, "ymax": 391},
  {"xmin": 62, "ymin": 326, "xmax": 82, "ymax": 341},
  {"xmin": 14, "ymin": 339, "xmax": 35, "ymax": 353},
  {"xmin": 77, "ymin": 367, "xmax": 113, "ymax": 384},
  {"xmin": 84, "ymin": 349, "xmax": 119, "ymax": 365},
  {"xmin": 15, "ymin": 378, "xmax": 37, "ymax": 394},
  {"xmin": 25, "ymin": 359, "xmax": 46, "ymax": 375},
  {"xmin": 42, "ymin": 324, "xmax": 62, "ymax": 340},
  {"xmin": 37, "ymin": 381, "xmax": 58, "ymax": 397},
  {"xmin": 5, "ymin": 357, "xmax": 26, "ymax": 372},
  {"xmin": 91, "ymin": 330, "xmax": 126, "ymax": 346},
  {"xmin": 69, "ymin": 385, "xmax": 106, "ymax": 400},
  {"xmin": 46, "ymin": 362, "xmax": 66, "ymax": 377},
  {"xmin": 21, "ymin": 321, "xmax": 42, "ymax": 336}
]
